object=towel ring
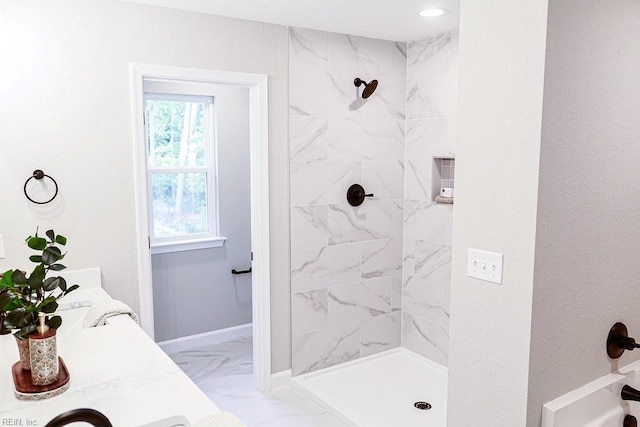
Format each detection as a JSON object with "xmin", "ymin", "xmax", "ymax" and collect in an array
[{"xmin": 24, "ymin": 169, "xmax": 59, "ymax": 205}]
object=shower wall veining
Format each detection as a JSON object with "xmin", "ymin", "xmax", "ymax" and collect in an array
[
  {"xmin": 402, "ymin": 32, "xmax": 459, "ymax": 366},
  {"xmin": 289, "ymin": 27, "xmax": 407, "ymax": 376},
  {"xmin": 289, "ymin": 27, "xmax": 459, "ymax": 375}
]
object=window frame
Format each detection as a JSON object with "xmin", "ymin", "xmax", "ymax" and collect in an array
[{"xmin": 143, "ymin": 87, "xmax": 225, "ymax": 254}]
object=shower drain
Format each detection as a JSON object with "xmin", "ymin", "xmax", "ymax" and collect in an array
[{"xmin": 414, "ymin": 401, "xmax": 432, "ymax": 411}]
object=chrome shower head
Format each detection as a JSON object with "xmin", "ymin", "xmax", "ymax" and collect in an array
[{"xmin": 354, "ymin": 77, "xmax": 378, "ymax": 99}]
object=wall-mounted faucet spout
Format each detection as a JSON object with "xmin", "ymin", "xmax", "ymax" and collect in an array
[
  {"xmin": 624, "ymin": 415, "xmax": 638, "ymax": 427},
  {"xmin": 622, "ymin": 384, "xmax": 640, "ymax": 402}
]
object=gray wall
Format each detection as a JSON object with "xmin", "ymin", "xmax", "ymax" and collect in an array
[
  {"xmin": 527, "ymin": 0, "xmax": 640, "ymax": 425},
  {"xmin": 0, "ymin": 0, "xmax": 291, "ymax": 373},
  {"xmin": 152, "ymin": 86, "xmax": 253, "ymax": 343}
]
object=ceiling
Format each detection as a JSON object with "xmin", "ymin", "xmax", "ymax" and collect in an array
[{"xmin": 122, "ymin": 0, "xmax": 460, "ymax": 42}]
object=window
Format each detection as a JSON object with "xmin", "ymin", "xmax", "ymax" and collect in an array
[{"xmin": 144, "ymin": 84, "xmax": 225, "ymax": 253}]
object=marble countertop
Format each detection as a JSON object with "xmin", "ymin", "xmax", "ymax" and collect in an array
[{"xmin": 0, "ymin": 286, "xmax": 222, "ymax": 426}]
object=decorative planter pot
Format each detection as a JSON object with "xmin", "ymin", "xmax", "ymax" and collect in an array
[
  {"xmin": 29, "ymin": 328, "xmax": 58, "ymax": 386},
  {"xmin": 15, "ymin": 336, "xmax": 31, "ymax": 371}
]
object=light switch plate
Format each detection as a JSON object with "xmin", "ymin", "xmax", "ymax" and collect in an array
[
  {"xmin": 467, "ymin": 248, "xmax": 503, "ymax": 284},
  {"xmin": 0, "ymin": 234, "xmax": 5, "ymax": 259}
]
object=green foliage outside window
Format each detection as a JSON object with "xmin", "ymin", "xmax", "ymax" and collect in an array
[{"xmin": 145, "ymin": 98, "xmax": 212, "ymax": 239}]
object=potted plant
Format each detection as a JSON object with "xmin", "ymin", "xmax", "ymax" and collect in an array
[
  {"xmin": 0, "ymin": 229, "xmax": 79, "ymax": 370},
  {"xmin": 0, "ymin": 289, "xmax": 11, "ymax": 335}
]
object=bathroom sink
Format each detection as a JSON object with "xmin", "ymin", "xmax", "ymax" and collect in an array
[{"xmin": 139, "ymin": 415, "xmax": 191, "ymax": 427}]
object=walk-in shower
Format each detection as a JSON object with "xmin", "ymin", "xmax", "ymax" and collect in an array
[{"xmin": 289, "ymin": 27, "xmax": 459, "ymax": 427}]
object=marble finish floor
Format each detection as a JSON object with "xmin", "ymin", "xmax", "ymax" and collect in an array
[{"xmin": 167, "ymin": 336, "xmax": 347, "ymax": 427}]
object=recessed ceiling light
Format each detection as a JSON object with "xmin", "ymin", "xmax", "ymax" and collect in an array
[{"xmin": 419, "ymin": 8, "xmax": 447, "ymax": 17}]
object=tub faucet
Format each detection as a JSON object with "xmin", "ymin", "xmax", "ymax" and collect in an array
[
  {"xmin": 622, "ymin": 385, "xmax": 640, "ymax": 402},
  {"xmin": 45, "ymin": 408, "xmax": 112, "ymax": 427}
]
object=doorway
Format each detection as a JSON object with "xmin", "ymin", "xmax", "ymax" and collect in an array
[{"xmin": 131, "ymin": 64, "xmax": 272, "ymax": 392}]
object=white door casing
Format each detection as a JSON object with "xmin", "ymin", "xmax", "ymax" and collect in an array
[{"xmin": 130, "ymin": 64, "xmax": 272, "ymax": 391}]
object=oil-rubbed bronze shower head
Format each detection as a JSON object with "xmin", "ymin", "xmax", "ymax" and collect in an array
[{"xmin": 354, "ymin": 77, "xmax": 378, "ymax": 99}]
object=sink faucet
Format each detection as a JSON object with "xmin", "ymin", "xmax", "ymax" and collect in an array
[{"xmin": 45, "ymin": 408, "xmax": 112, "ymax": 427}]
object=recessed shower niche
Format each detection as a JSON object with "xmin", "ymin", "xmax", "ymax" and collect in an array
[{"xmin": 432, "ymin": 157, "xmax": 455, "ymax": 204}]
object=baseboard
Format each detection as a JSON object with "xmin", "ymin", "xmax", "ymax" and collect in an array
[
  {"xmin": 157, "ymin": 323, "xmax": 252, "ymax": 354},
  {"xmin": 270, "ymin": 369, "xmax": 292, "ymax": 389}
]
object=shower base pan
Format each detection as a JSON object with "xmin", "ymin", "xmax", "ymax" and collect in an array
[{"xmin": 292, "ymin": 348, "xmax": 447, "ymax": 427}]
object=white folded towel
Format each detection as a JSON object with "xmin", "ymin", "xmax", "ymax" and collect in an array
[
  {"xmin": 192, "ymin": 413, "xmax": 245, "ymax": 427},
  {"xmin": 83, "ymin": 299, "xmax": 139, "ymax": 328}
]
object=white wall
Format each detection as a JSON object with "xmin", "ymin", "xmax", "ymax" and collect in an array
[
  {"xmin": 527, "ymin": 0, "xmax": 640, "ymax": 425},
  {"xmin": 0, "ymin": 0, "xmax": 291, "ymax": 373},
  {"xmin": 447, "ymin": 0, "xmax": 549, "ymax": 425}
]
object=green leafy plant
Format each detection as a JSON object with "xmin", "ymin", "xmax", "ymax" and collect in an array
[{"xmin": 0, "ymin": 229, "xmax": 79, "ymax": 338}]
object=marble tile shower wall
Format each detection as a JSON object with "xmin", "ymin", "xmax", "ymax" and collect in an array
[
  {"xmin": 402, "ymin": 31, "xmax": 459, "ymax": 366},
  {"xmin": 289, "ymin": 27, "xmax": 407, "ymax": 376}
]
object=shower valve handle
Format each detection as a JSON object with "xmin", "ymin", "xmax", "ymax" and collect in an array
[
  {"xmin": 346, "ymin": 184, "xmax": 373, "ymax": 207},
  {"xmin": 618, "ymin": 336, "xmax": 640, "ymax": 351},
  {"xmin": 607, "ymin": 322, "xmax": 640, "ymax": 359}
]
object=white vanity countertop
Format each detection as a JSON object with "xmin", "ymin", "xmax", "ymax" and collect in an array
[{"xmin": 0, "ymin": 286, "xmax": 222, "ymax": 426}]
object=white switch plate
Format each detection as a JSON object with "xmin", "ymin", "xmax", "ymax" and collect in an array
[
  {"xmin": 467, "ymin": 248, "xmax": 503, "ymax": 284},
  {"xmin": 0, "ymin": 234, "xmax": 5, "ymax": 259}
]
